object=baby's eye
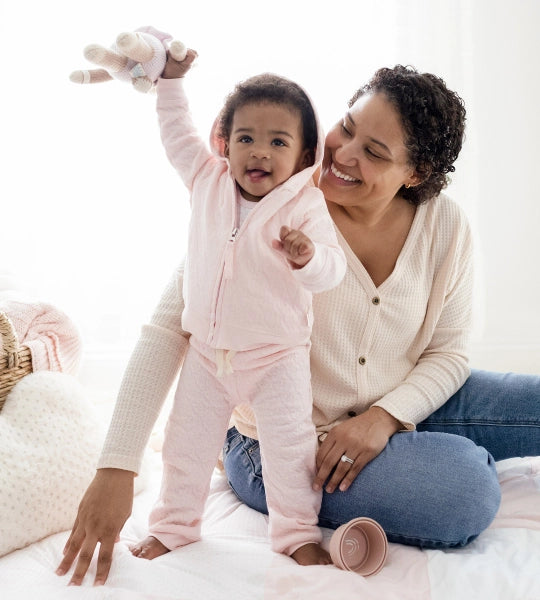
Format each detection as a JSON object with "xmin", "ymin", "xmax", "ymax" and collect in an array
[
  {"xmin": 271, "ymin": 138, "xmax": 286, "ymax": 147},
  {"xmin": 239, "ymin": 135, "xmax": 253, "ymax": 143}
]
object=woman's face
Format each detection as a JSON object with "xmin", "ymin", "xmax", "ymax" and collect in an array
[{"xmin": 319, "ymin": 92, "xmax": 418, "ymax": 209}]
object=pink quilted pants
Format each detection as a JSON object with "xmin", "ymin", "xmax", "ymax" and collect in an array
[{"xmin": 148, "ymin": 338, "xmax": 322, "ymax": 555}]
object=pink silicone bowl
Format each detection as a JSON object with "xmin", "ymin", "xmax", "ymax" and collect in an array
[{"xmin": 329, "ymin": 517, "xmax": 388, "ymax": 576}]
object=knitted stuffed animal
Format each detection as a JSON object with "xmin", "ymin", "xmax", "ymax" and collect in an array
[{"xmin": 70, "ymin": 26, "xmax": 188, "ymax": 93}]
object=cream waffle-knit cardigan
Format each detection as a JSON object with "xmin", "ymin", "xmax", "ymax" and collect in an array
[{"xmin": 99, "ymin": 193, "xmax": 473, "ymax": 474}]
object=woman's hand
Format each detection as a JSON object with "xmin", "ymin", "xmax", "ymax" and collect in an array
[
  {"xmin": 313, "ymin": 407, "xmax": 401, "ymax": 493},
  {"xmin": 56, "ymin": 468, "xmax": 135, "ymax": 586}
]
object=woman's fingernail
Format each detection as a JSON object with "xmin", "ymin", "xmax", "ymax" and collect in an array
[{"xmin": 313, "ymin": 483, "xmax": 321, "ymax": 491}]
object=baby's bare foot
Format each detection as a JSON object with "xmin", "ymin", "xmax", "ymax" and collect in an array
[
  {"xmin": 291, "ymin": 542, "xmax": 332, "ymax": 566},
  {"xmin": 130, "ymin": 535, "xmax": 170, "ymax": 560}
]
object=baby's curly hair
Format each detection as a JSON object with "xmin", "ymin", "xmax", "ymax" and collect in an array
[
  {"xmin": 349, "ymin": 65, "xmax": 466, "ymax": 205},
  {"xmin": 216, "ymin": 73, "xmax": 318, "ymax": 166}
]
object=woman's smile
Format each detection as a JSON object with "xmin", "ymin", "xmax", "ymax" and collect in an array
[{"xmin": 330, "ymin": 162, "xmax": 360, "ymax": 183}]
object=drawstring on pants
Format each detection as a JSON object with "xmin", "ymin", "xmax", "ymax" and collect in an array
[{"xmin": 215, "ymin": 349, "xmax": 236, "ymax": 377}]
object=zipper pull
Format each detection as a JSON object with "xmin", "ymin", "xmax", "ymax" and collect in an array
[{"xmin": 224, "ymin": 228, "xmax": 238, "ymax": 280}]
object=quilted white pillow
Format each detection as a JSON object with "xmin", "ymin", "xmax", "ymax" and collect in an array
[{"xmin": 0, "ymin": 372, "xmax": 104, "ymax": 556}]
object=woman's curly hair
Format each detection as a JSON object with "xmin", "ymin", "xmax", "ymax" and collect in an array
[
  {"xmin": 349, "ymin": 65, "xmax": 466, "ymax": 205},
  {"xmin": 216, "ymin": 73, "xmax": 318, "ymax": 166}
]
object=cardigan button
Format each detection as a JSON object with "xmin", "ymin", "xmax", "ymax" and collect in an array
[
  {"xmin": 358, "ymin": 356, "xmax": 366, "ymax": 366},
  {"xmin": 372, "ymin": 296, "xmax": 380, "ymax": 305}
]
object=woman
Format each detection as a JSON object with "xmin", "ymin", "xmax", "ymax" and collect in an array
[{"xmin": 57, "ymin": 63, "xmax": 540, "ymax": 586}]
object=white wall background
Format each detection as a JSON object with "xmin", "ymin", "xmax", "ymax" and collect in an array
[{"xmin": 1, "ymin": 0, "xmax": 539, "ymax": 389}]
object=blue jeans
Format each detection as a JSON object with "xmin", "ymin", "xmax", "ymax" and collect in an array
[{"xmin": 222, "ymin": 369, "xmax": 540, "ymax": 549}]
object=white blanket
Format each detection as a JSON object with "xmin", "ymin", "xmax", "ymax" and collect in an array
[{"xmin": 1, "ymin": 452, "xmax": 539, "ymax": 600}]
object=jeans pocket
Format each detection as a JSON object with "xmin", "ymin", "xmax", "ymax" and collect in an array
[
  {"xmin": 241, "ymin": 436, "xmax": 263, "ymax": 480},
  {"xmin": 223, "ymin": 426, "xmax": 243, "ymax": 457},
  {"xmin": 223, "ymin": 428, "xmax": 262, "ymax": 478},
  {"xmin": 223, "ymin": 429, "xmax": 268, "ymax": 514}
]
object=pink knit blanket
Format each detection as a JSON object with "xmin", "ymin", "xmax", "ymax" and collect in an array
[{"xmin": 0, "ymin": 294, "xmax": 82, "ymax": 374}]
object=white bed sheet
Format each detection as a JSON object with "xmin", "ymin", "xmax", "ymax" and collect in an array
[{"xmin": 1, "ymin": 453, "xmax": 539, "ymax": 600}]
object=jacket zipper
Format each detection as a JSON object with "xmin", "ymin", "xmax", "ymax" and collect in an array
[{"xmin": 210, "ymin": 227, "xmax": 239, "ymax": 344}]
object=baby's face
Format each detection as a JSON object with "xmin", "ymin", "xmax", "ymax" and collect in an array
[{"xmin": 225, "ymin": 102, "xmax": 310, "ymax": 202}]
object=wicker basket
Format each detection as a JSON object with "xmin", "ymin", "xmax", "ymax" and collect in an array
[{"xmin": 0, "ymin": 311, "xmax": 33, "ymax": 412}]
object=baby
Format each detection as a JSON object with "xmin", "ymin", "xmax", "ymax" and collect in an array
[{"xmin": 131, "ymin": 48, "xmax": 346, "ymax": 566}]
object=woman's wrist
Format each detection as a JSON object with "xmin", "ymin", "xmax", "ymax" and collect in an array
[
  {"xmin": 367, "ymin": 406, "xmax": 402, "ymax": 437},
  {"xmin": 96, "ymin": 467, "xmax": 136, "ymax": 479}
]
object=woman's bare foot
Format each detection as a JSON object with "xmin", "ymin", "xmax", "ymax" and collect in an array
[
  {"xmin": 130, "ymin": 535, "xmax": 170, "ymax": 560},
  {"xmin": 291, "ymin": 543, "xmax": 332, "ymax": 566}
]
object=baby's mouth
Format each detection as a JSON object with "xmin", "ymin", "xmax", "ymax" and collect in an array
[{"xmin": 247, "ymin": 169, "xmax": 270, "ymax": 183}]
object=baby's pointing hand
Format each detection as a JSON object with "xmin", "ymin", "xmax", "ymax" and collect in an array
[{"xmin": 272, "ymin": 226, "xmax": 314, "ymax": 269}]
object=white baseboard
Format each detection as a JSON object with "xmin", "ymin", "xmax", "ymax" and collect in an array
[{"xmin": 469, "ymin": 343, "xmax": 540, "ymax": 374}]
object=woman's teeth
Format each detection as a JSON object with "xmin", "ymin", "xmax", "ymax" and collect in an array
[{"xmin": 331, "ymin": 163, "xmax": 359, "ymax": 182}]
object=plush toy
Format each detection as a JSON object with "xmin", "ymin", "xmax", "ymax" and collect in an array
[{"xmin": 69, "ymin": 25, "xmax": 188, "ymax": 93}]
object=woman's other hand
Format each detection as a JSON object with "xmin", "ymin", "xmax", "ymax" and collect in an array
[
  {"xmin": 56, "ymin": 468, "xmax": 135, "ymax": 586},
  {"xmin": 314, "ymin": 407, "xmax": 401, "ymax": 493}
]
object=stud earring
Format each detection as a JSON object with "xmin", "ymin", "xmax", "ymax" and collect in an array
[{"xmin": 405, "ymin": 183, "xmax": 412, "ymax": 189}]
